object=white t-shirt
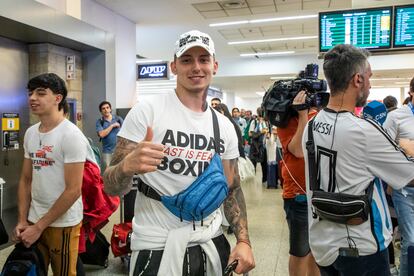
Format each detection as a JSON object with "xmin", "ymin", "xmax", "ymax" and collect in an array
[
  {"xmin": 118, "ymin": 92, "xmax": 239, "ymax": 248},
  {"xmin": 265, "ymin": 134, "xmax": 277, "ymax": 162},
  {"xmin": 383, "ymin": 104, "xmax": 414, "ymax": 141},
  {"xmin": 24, "ymin": 119, "xmax": 92, "ymax": 227},
  {"xmin": 302, "ymin": 108, "xmax": 414, "ymax": 266}
]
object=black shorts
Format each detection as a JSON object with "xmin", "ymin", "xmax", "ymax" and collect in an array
[
  {"xmin": 132, "ymin": 234, "xmax": 230, "ymax": 276},
  {"xmin": 283, "ymin": 198, "xmax": 311, "ymax": 257}
]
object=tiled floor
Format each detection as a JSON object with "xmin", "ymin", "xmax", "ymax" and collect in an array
[{"xmin": 0, "ymin": 170, "xmax": 290, "ymax": 275}]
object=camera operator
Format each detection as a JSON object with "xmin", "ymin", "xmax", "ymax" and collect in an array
[
  {"xmin": 278, "ymin": 90, "xmax": 320, "ymax": 276},
  {"xmin": 302, "ymin": 44, "xmax": 414, "ymax": 275}
]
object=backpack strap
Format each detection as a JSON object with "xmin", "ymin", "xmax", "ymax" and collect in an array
[{"xmin": 210, "ymin": 107, "xmax": 221, "ymax": 155}]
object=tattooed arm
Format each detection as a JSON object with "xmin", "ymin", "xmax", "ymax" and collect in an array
[
  {"xmin": 103, "ymin": 127, "xmax": 165, "ymax": 196},
  {"xmin": 222, "ymin": 158, "xmax": 255, "ymax": 274},
  {"xmin": 223, "ymin": 158, "xmax": 249, "ymax": 242},
  {"xmin": 103, "ymin": 137, "xmax": 137, "ymax": 195}
]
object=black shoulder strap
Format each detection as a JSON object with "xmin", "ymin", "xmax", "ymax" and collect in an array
[
  {"xmin": 306, "ymin": 117, "xmax": 318, "ymax": 191},
  {"xmin": 210, "ymin": 107, "xmax": 221, "ymax": 155},
  {"xmin": 100, "ymin": 118, "xmax": 104, "ymax": 127}
]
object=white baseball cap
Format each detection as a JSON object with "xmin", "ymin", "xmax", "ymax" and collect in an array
[{"xmin": 175, "ymin": 30, "xmax": 215, "ymax": 58}]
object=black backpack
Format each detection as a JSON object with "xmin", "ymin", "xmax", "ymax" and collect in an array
[{"xmin": 1, "ymin": 243, "xmax": 46, "ymax": 276}]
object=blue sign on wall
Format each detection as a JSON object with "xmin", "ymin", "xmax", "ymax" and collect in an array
[{"xmin": 137, "ymin": 63, "xmax": 169, "ymax": 80}]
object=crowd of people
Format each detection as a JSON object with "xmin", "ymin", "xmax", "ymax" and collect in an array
[{"xmin": 8, "ymin": 28, "xmax": 414, "ymax": 276}]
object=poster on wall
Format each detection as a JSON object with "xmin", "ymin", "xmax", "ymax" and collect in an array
[{"xmin": 2, "ymin": 113, "xmax": 20, "ymax": 150}]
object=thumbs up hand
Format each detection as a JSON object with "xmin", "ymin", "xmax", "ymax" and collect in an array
[{"xmin": 122, "ymin": 127, "xmax": 165, "ymax": 175}]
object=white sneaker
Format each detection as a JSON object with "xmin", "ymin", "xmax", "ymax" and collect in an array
[{"xmin": 390, "ymin": 265, "xmax": 399, "ymax": 276}]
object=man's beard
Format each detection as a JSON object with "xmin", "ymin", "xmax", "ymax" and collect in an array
[{"xmin": 356, "ymin": 88, "xmax": 369, "ymax": 107}]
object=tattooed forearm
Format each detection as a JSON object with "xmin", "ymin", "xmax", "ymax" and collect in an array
[
  {"xmin": 103, "ymin": 137, "xmax": 137, "ymax": 196},
  {"xmin": 223, "ymin": 158, "xmax": 249, "ymax": 242}
]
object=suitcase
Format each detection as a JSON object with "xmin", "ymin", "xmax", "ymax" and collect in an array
[
  {"xmin": 110, "ymin": 176, "xmax": 138, "ymax": 266},
  {"xmin": 79, "ymin": 231, "xmax": 110, "ymax": 268}
]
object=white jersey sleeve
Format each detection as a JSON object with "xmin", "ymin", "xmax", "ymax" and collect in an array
[
  {"xmin": 383, "ymin": 111, "xmax": 398, "ymax": 140},
  {"xmin": 365, "ymin": 120, "xmax": 414, "ymax": 189}
]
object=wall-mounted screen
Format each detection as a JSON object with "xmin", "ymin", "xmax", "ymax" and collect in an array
[
  {"xmin": 319, "ymin": 7, "xmax": 392, "ymax": 52},
  {"xmin": 394, "ymin": 4, "xmax": 414, "ymax": 48},
  {"xmin": 137, "ymin": 62, "xmax": 169, "ymax": 80}
]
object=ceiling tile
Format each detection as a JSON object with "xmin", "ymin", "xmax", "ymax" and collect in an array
[
  {"xmin": 303, "ymin": 40, "xmax": 317, "ymax": 48},
  {"xmin": 269, "ymin": 44, "xmax": 289, "ymax": 50},
  {"xmin": 225, "ymin": 8, "xmax": 252, "ymax": 16},
  {"xmin": 329, "ymin": 0, "xmax": 352, "ymax": 9},
  {"xmin": 250, "ymin": 5, "xmax": 276, "ymax": 14},
  {"xmin": 192, "ymin": 2, "xmax": 222, "ymax": 12},
  {"xmin": 246, "ymin": 0, "xmax": 275, "ymax": 7},
  {"xmin": 219, "ymin": 29, "xmax": 242, "ymax": 35},
  {"xmin": 303, "ymin": 0, "xmax": 329, "ymax": 10},
  {"xmin": 262, "ymin": 30, "xmax": 283, "ymax": 36},
  {"xmin": 240, "ymin": 27, "xmax": 263, "ymax": 38},
  {"xmin": 275, "ymin": 0, "xmax": 301, "ymax": 3},
  {"xmin": 222, "ymin": 33, "xmax": 245, "ymax": 40},
  {"xmin": 281, "ymin": 24, "xmax": 303, "ymax": 35},
  {"xmin": 276, "ymin": 2, "xmax": 302, "ymax": 12},
  {"xmin": 200, "ymin": 10, "xmax": 228, "ymax": 18}
]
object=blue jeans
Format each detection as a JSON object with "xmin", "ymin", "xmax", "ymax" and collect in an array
[
  {"xmin": 392, "ymin": 187, "xmax": 414, "ymax": 276},
  {"xmin": 318, "ymin": 249, "xmax": 389, "ymax": 276}
]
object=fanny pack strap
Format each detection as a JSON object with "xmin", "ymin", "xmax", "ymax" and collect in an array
[
  {"xmin": 137, "ymin": 107, "xmax": 221, "ymax": 200},
  {"xmin": 137, "ymin": 178, "xmax": 161, "ymax": 201},
  {"xmin": 306, "ymin": 117, "xmax": 318, "ymax": 191}
]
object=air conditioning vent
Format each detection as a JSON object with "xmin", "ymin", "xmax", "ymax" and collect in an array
[{"xmin": 221, "ymin": 0, "xmax": 247, "ymax": 9}]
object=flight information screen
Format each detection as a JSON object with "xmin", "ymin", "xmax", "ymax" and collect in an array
[
  {"xmin": 394, "ymin": 5, "xmax": 414, "ymax": 47},
  {"xmin": 319, "ymin": 7, "xmax": 392, "ymax": 52}
]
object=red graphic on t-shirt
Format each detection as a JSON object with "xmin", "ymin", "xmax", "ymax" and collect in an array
[{"xmin": 30, "ymin": 145, "xmax": 55, "ymax": 170}]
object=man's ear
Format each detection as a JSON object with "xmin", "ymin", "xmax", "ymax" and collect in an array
[
  {"xmin": 213, "ymin": 60, "xmax": 218, "ymax": 75},
  {"xmin": 170, "ymin": 61, "xmax": 177, "ymax": 75},
  {"xmin": 352, "ymin": 73, "xmax": 362, "ymax": 87},
  {"xmin": 55, "ymin": 94, "xmax": 63, "ymax": 106}
]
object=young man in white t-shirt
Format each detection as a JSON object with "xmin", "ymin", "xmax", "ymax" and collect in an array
[
  {"xmin": 302, "ymin": 44, "xmax": 414, "ymax": 275},
  {"xmin": 103, "ymin": 30, "xmax": 255, "ymax": 276},
  {"xmin": 383, "ymin": 77, "xmax": 414, "ymax": 276},
  {"xmin": 13, "ymin": 73, "xmax": 89, "ymax": 275}
]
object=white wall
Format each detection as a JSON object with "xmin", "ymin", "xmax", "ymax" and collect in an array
[
  {"xmin": 234, "ymin": 97, "xmax": 263, "ymax": 114},
  {"xmin": 80, "ymin": 0, "xmax": 136, "ymax": 108},
  {"xmin": 36, "ymin": 0, "xmax": 137, "ymax": 109}
]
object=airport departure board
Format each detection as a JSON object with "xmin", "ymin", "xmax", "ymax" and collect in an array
[
  {"xmin": 394, "ymin": 5, "xmax": 414, "ymax": 48},
  {"xmin": 319, "ymin": 7, "xmax": 392, "ymax": 52}
]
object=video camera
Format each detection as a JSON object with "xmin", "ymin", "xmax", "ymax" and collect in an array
[{"xmin": 262, "ymin": 64, "xmax": 329, "ymax": 128}]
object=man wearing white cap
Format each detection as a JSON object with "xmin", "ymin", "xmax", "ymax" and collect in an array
[{"xmin": 103, "ymin": 30, "xmax": 255, "ymax": 276}]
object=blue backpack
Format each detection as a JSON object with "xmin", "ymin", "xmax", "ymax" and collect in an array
[
  {"xmin": 1, "ymin": 243, "xmax": 46, "ymax": 276},
  {"xmin": 137, "ymin": 108, "xmax": 229, "ymax": 227}
]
